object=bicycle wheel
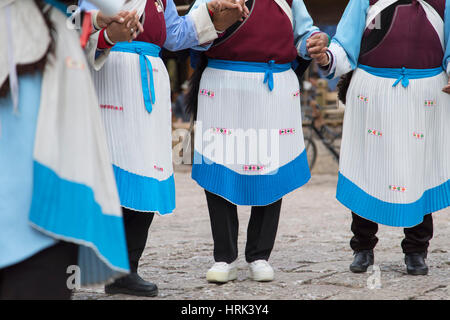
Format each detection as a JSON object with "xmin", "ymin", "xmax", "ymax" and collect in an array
[{"xmin": 304, "ymin": 136, "xmax": 317, "ymax": 172}]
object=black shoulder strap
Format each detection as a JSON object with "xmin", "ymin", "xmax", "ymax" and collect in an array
[
  {"xmin": 360, "ymin": 0, "xmax": 412, "ymax": 56},
  {"xmin": 211, "ymin": 0, "xmax": 256, "ymax": 48}
]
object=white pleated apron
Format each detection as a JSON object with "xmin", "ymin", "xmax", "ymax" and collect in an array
[
  {"xmin": 336, "ymin": 0, "xmax": 450, "ymax": 227},
  {"xmin": 192, "ymin": 60, "xmax": 311, "ymax": 206},
  {"xmin": 91, "ymin": 42, "xmax": 175, "ymax": 215},
  {"xmin": 337, "ymin": 67, "xmax": 450, "ymax": 227}
]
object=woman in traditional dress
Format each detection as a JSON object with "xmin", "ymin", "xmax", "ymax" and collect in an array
[
  {"xmin": 0, "ymin": 0, "xmax": 138, "ymax": 299},
  {"xmin": 313, "ymin": 0, "xmax": 450, "ymax": 275},
  {"xmin": 188, "ymin": 0, "xmax": 329, "ymax": 283},
  {"xmin": 84, "ymin": 0, "xmax": 247, "ymax": 296}
]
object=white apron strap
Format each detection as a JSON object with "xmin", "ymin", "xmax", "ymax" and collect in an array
[
  {"xmin": 365, "ymin": 0, "xmax": 398, "ymax": 29},
  {"xmin": 273, "ymin": 0, "xmax": 293, "ymax": 27},
  {"xmin": 417, "ymin": 0, "xmax": 445, "ymax": 51},
  {"xmin": 121, "ymin": 0, "xmax": 147, "ymax": 17}
]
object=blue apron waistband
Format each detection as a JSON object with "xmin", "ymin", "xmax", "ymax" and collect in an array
[
  {"xmin": 358, "ymin": 64, "xmax": 444, "ymax": 88},
  {"xmin": 207, "ymin": 59, "xmax": 293, "ymax": 91},
  {"xmin": 111, "ymin": 42, "xmax": 161, "ymax": 113},
  {"xmin": 111, "ymin": 41, "xmax": 161, "ymax": 56}
]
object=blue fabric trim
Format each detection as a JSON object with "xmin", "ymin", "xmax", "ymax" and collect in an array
[
  {"xmin": 111, "ymin": 41, "xmax": 161, "ymax": 57},
  {"xmin": 78, "ymin": 0, "xmax": 98, "ymax": 11},
  {"xmin": 0, "ymin": 73, "xmax": 57, "ymax": 269},
  {"xmin": 358, "ymin": 64, "xmax": 444, "ymax": 88},
  {"xmin": 207, "ymin": 59, "xmax": 292, "ymax": 91},
  {"xmin": 111, "ymin": 42, "xmax": 161, "ymax": 113},
  {"xmin": 192, "ymin": 150, "xmax": 311, "ymax": 206},
  {"xmin": 28, "ymin": 161, "xmax": 129, "ymax": 284},
  {"xmin": 113, "ymin": 165, "xmax": 176, "ymax": 214},
  {"xmin": 336, "ymin": 172, "xmax": 450, "ymax": 228},
  {"xmin": 44, "ymin": 0, "xmax": 70, "ymax": 16}
]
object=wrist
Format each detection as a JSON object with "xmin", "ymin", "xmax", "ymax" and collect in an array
[
  {"xmin": 325, "ymin": 33, "xmax": 331, "ymax": 47},
  {"xmin": 322, "ymin": 52, "xmax": 330, "ymax": 66},
  {"xmin": 319, "ymin": 51, "xmax": 332, "ymax": 68},
  {"xmin": 104, "ymin": 28, "xmax": 116, "ymax": 46}
]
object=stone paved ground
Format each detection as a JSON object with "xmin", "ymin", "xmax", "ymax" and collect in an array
[{"xmin": 74, "ymin": 166, "xmax": 450, "ymax": 300}]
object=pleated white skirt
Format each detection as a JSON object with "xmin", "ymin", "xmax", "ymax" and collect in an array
[
  {"xmin": 91, "ymin": 51, "xmax": 175, "ymax": 214},
  {"xmin": 337, "ymin": 68, "xmax": 450, "ymax": 227},
  {"xmin": 192, "ymin": 67, "xmax": 311, "ymax": 206}
]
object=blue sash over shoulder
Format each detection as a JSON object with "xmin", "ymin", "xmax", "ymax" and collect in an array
[
  {"xmin": 208, "ymin": 59, "xmax": 292, "ymax": 91},
  {"xmin": 111, "ymin": 41, "xmax": 161, "ymax": 113},
  {"xmin": 358, "ymin": 64, "xmax": 443, "ymax": 88}
]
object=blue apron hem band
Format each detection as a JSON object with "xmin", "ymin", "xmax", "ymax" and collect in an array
[
  {"xmin": 113, "ymin": 165, "xmax": 176, "ymax": 215},
  {"xmin": 336, "ymin": 172, "xmax": 450, "ymax": 227},
  {"xmin": 192, "ymin": 149, "xmax": 311, "ymax": 206},
  {"xmin": 29, "ymin": 161, "xmax": 130, "ymax": 285}
]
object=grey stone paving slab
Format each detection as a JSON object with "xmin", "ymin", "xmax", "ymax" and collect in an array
[{"xmin": 73, "ymin": 171, "xmax": 450, "ymax": 300}]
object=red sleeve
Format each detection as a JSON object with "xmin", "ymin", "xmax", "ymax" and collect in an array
[{"xmin": 97, "ymin": 28, "xmax": 114, "ymax": 50}]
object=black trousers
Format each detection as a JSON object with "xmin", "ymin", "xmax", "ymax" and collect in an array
[
  {"xmin": 0, "ymin": 241, "xmax": 78, "ymax": 300},
  {"xmin": 350, "ymin": 212, "xmax": 434, "ymax": 254},
  {"xmin": 205, "ymin": 190, "xmax": 282, "ymax": 264},
  {"xmin": 122, "ymin": 207, "xmax": 154, "ymax": 273}
]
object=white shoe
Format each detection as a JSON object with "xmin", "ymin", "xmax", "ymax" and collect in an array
[
  {"xmin": 206, "ymin": 261, "xmax": 238, "ymax": 283},
  {"xmin": 248, "ymin": 260, "xmax": 274, "ymax": 282}
]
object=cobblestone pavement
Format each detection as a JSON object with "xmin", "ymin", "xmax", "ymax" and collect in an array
[{"xmin": 74, "ymin": 166, "xmax": 450, "ymax": 300}]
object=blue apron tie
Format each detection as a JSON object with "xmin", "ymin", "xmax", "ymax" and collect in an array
[
  {"xmin": 139, "ymin": 53, "xmax": 156, "ymax": 111},
  {"xmin": 392, "ymin": 67, "xmax": 410, "ymax": 88},
  {"xmin": 207, "ymin": 59, "xmax": 292, "ymax": 91},
  {"xmin": 263, "ymin": 60, "xmax": 275, "ymax": 91},
  {"xmin": 111, "ymin": 42, "xmax": 161, "ymax": 113},
  {"xmin": 358, "ymin": 64, "xmax": 443, "ymax": 88}
]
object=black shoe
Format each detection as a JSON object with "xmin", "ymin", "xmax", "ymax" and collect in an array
[
  {"xmin": 105, "ymin": 273, "xmax": 158, "ymax": 297},
  {"xmin": 405, "ymin": 252, "xmax": 429, "ymax": 276},
  {"xmin": 350, "ymin": 250, "xmax": 374, "ymax": 273}
]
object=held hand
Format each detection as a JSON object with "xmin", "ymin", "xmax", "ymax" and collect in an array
[
  {"xmin": 125, "ymin": 10, "xmax": 144, "ymax": 39},
  {"xmin": 312, "ymin": 52, "xmax": 330, "ymax": 67},
  {"xmin": 209, "ymin": 0, "xmax": 249, "ymax": 32},
  {"xmin": 96, "ymin": 10, "xmax": 126, "ymax": 29},
  {"xmin": 443, "ymin": 77, "xmax": 450, "ymax": 94},
  {"xmin": 306, "ymin": 32, "xmax": 329, "ymax": 57},
  {"xmin": 208, "ymin": 0, "xmax": 249, "ymax": 15},
  {"xmin": 106, "ymin": 11, "xmax": 141, "ymax": 43}
]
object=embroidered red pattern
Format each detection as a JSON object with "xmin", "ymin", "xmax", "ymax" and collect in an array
[{"xmin": 100, "ymin": 104, "xmax": 123, "ymax": 111}]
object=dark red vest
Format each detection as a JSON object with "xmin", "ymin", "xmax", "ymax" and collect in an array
[
  {"xmin": 361, "ymin": 0, "xmax": 445, "ymax": 69},
  {"xmin": 206, "ymin": 0, "xmax": 297, "ymax": 64},
  {"xmin": 135, "ymin": 0, "xmax": 167, "ymax": 47}
]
